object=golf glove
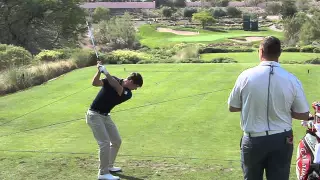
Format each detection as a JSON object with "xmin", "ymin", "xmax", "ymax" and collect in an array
[{"xmin": 98, "ymin": 65, "xmax": 108, "ymax": 75}]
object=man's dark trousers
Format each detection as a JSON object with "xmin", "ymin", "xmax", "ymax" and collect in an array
[{"xmin": 240, "ymin": 130, "xmax": 293, "ymax": 180}]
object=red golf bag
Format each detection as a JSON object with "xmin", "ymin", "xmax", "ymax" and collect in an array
[{"xmin": 296, "ymin": 102, "xmax": 320, "ymax": 180}]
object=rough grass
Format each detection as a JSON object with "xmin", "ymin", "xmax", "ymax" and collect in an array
[
  {"xmin": 0, "ymin": 60, "xmax": 77, "ymax": 95},
  {"xmin": 0, "ymin": 64, "xmax": 319, "ymax": 180}
]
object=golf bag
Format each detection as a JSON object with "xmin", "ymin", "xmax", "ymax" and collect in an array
[{"xmin": 296, "ymin": 102, "xmax": 320, "ymax": 180}]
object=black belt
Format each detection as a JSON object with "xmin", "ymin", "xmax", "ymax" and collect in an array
[{"xmin": 89, "ymin": 108, "xmax": 109, "ymax": 116}]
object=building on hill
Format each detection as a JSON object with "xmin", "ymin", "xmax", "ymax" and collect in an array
[
  {"xmin": 80, "ymin": 1, "xmax": 156, "ymax": 16},
  {"xmin": 80, "ymin": 1, "xmax": 156, "ymax": 9}
]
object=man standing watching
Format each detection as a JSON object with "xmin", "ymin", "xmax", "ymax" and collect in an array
[
  {"xmin": 227, "ymin": 36, "xmax": 310, "ymax": 180},
  {"xmin": 86, "ymin": 61, "xmax": 143, "ymax": 180}
]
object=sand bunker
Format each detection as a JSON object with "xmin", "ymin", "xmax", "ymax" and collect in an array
[
  {"xmin": 229, "ymin": 36, "xmax": 264, "ymax": 43},
  {"xmin": 157, "ymin": 27, "xmax": 199, "ymax": 36}
]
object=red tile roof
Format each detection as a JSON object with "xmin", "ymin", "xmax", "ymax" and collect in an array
[{"xmin": 80, "ymin": 2, "xmax": 156, "ymax": 9}]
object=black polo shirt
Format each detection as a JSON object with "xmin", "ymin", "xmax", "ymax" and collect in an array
[{"xmin": 90, "ymin": 76, "xmax": 132, "ymax": 114}]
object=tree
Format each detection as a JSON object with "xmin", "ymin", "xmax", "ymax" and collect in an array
[
  {"xmin": 280, "ymin": 0, "xmax": 298, "ymax": 19},
  {"xmin": 265, "ymin": 2, "xmax": 281, "ymax": 15},
  {"xmin": 155, "ymin": 0, "xmax": 186, "ymax": 8},
  {"xmin": 192, "ymin": 11, "xmax": 215, "ymax": 29},
  {"xmin": 0, "ymin": 0, "xmax": 86, "ymax": 54},
  {"xmin": 299, "ymin": 12, "xmax": 320, "ymax": 45},
  {"xmin": 92, "ymin": 7, "xmax": 110, "ymax": 23},
  {"xmin": 95, "ymin": 12, "xmax": 137, "ymax": 50},
  {"xmin": 210, "ymin": 0, "xmax": 229, "ymax": 7},
  {"xmin": 295, "ymin": 0, "xmax": 311, "ymax": 12},
  {"xmin": 244, "ymin": 0, "xmax": 264, "ymax": 7},
  {"xmin": 283, "ymin": 12, "xmax": 308, "ymax": 45}
]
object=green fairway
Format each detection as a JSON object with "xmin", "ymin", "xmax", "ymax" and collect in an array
[
  {"xmin": 138, "ymin": 25, "xmax": 283, "ymax": 48},
  {"xmin": 0, "ymin": 63, "xmax": 319, "ymax": 179},
  {"xmin": 201, "ymin": 52, "xmax": 320, "ymax": 63}
]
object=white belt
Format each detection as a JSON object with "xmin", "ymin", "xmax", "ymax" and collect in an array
[{"xmin": 244, "ymin": 128, "xmax": 291, "ymax": 137}]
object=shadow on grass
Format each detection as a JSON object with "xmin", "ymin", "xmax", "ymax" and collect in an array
[{"xmin": 113, "ymin": 172, "xmax": 145, "ymax": 180}]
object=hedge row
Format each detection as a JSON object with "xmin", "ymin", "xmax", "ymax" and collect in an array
[
  {"xmin": 282, "ymin": 46, "xmax": 320, "ymax": 53},
  {"xmin": 199, "ymin": 47, "xmax": 254, "ymax": 54}
]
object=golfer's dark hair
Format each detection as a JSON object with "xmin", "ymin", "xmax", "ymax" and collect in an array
[
  {"xmin": 128, "ymin": 72, "xmax": 143, "ymax": 87},
  {"xmin": 260, "ymin": 36, "xmax": 281, "ymax": 60}
]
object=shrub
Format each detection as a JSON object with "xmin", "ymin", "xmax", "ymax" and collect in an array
[
  {"xmin": 34, "ymin": 50, "xmax": 65, "ymax": 62},
  {"xmin": 72, "ymin": 50, "xmax": 97, "ymax": 68},
  {"xmin": 199, "ymin": 47, "xmax": 254, "ymax": 53},
  {"xmin": 110, "ymin": 50, "xmax": 152, "ymax": 64},
  {"xmin": 226, "ymin": 7, "xmax": 242, "ymax": 18},
  {"xmin": 55, "ymin": 48, "xmax": 82, "ymax": 59},
  {"xmin": 0, "ymin": 44, "xmax": 32, "ymax": 69},
  {"xmin": 282, "ymin": 47, "xmax": 300, "ymax": 52},
  {"xmin": 212, "ymin": 8, "xmax": 227, "ymax": 18},
  {"xmin": 300, "ymin": 45, "xmax": 316, "ymax": 52},
  {"xmin": 211, "ymin": 57, "xmax": 237, "ymax": 63}
]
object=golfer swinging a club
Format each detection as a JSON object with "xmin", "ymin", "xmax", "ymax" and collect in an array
[{"xmin": 86, "ymin": 61, "xmax": 143, "ymax": 180}]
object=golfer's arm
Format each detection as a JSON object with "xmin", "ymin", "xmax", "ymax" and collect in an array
[
  {"xmin": 105, "ymin": 73, "xmax": 123, "ymax": 96},
  {"xmin": 292, "ymin": 111, "xmax": 309, "ymax": 121},
  {"xmin": 92, "ymin": 71, "xmax": 103, "ymax": 86},
  {"xmin": 229, "ymin": 106, "xmax": 241, "ymax": 112}
]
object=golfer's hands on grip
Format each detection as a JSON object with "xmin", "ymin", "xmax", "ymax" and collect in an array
[{"xmin": 97, "ymin": 61, "xmax": 108, "ymax": 75}]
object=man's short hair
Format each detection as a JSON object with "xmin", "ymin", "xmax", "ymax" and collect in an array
[
  {"xmin": 260, "ymin": 36, "xmax": 281, "ymax": 59},
  {"xmin": 127, "ymin": 72, "xmax": 143, "ymax": 87}
]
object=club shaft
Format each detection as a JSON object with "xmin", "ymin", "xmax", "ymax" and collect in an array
[{"xmin": 86, "ymin": 21, "xmax": 99, "ymax": 58}]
